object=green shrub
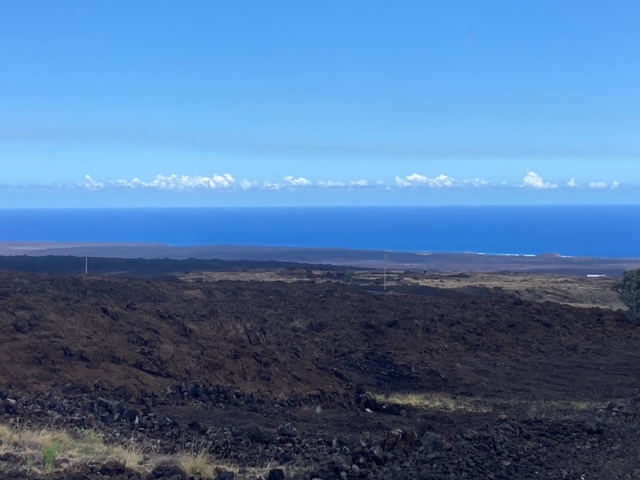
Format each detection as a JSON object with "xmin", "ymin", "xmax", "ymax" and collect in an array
[
  {"xmin": 43, "ymin": 439, "xmax": 62, "ymax": 471},
  {"xmin": 614, "ymin": 269, "xmax": 640, "ymax": 321}
]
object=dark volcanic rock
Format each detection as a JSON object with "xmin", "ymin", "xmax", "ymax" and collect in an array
[
  {"xmin": 216, "ymin": 472, "xmax": 235, "ymax": 480},
  {"xmin": 0, "ymin": 272, "xmax": 639, "ymax": 479},
  {"xmin": 266, "ymin": 469, "xmax": 285, "ymax": 480},
  {"xmin": 12, "ymin": 318, "xmax": 31, "ymax": 334},
  {"xmin": 151, "ymin": 462, "xmax": 187, "ymax": 479},
  {"xmin": 98, "ymin": 461, "xmax": 128, "ymax": 476}
]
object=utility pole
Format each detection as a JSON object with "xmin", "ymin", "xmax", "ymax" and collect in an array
[
  {"xmin": 84, "ymin": 252, "xmax": 88, "ymax": 276},
  {"xmin": 383, "ymin": 253, "xmax": 387, "ymax": 291}
]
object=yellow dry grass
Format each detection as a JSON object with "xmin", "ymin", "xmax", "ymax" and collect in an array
[
  {"xmin": 372, "ymin": 392, "xmax": 492, "ymax": 413},
  {"xmin": 178, "ymin": 449, "xmax": 243, "ymax": 478},
  {"xmin": 407, "ymin": 273, "xmax": 624, "ymax": 309},
  {"xmin": 0, "ymin": 423, "xmax": 295, "ymax": 479},
  {"xmin": 0, "ymin": 425, "xmax": 148, "ymax": 473},
  {"xmin": 179, "ymin": 450, "xmax": 217, "ymax": 478},
  {"xmin": 372, "ymin": 392, "xmax": 610, "ymax": 416}
]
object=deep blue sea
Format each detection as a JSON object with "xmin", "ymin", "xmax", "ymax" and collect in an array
[{"xmin": 1, "ymin": 206, "xmax": 640, "ymax": 258}]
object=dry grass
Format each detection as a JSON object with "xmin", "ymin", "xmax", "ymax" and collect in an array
[
  {"xmin": 0, "ymin": 425, "xmax": 78, "ymax": 473},
  {"xmin": 107, "ymin": 440, "xmax": 145, "ymax": 471},
  {"xmin": 373, "ymin": 392, "xmax": 611, "ymax": 416},
  {"xmin": 0, "ymin": 423, "xmax": 291, "ymax": 479},
  {"xmin": 0, "ymin": 424, "xmax": 240, "ymax": 477},
  {"xmin": 407, "ymin": 273, "xmax": 624, "ymax": 310},
  {"xmin": 176, "ymin": 440, "xmax": 238, "ymax": 479},
  {"xmin": 372, "ymin": 392, "xmax": 492, "ymax": 413},
  {"xmin": 181, "ymin": 269, "xmax": 624, "ymax": 311},
  {"xmin": 346, "ymin": 270, "xmax": 625, "ymax": 309},
  {"xmin": 179, "ymin": 449, "xmax": 217, "ymax": 478}
]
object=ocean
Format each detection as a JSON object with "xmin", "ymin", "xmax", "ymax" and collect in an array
[{"xmin": 1, "ymin": 205, "xmax": 640, "ymax": 258}]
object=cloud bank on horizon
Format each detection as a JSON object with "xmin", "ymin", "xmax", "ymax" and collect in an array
[
  {"xmin": 16, "ymin": 170, "xmax": 623, "ymax": 192},
  {"xmin": 1, "ymin": 169, "xmax": 633, "ymax": 208}
]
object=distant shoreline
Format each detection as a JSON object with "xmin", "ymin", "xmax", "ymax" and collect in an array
[
  {"xmin": 1, "ymin": 242, "xmax": 639, "ymax": 276},
  {"xmin": 3, "ymin": 206, "xmax": 640, "ymax": 259}
]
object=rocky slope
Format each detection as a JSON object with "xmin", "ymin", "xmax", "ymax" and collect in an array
[{"xmin": 1, "ymin": 270, "xmax": 639, "ymax": 478}]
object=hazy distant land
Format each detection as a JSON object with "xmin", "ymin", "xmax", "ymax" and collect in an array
[{"xmin": 1, "ymin": 242, "xmax": 639, "ymax": 275}]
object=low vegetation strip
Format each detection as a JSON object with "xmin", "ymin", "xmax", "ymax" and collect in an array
[
  {"xmin": 0, "ymin": 424, "xmax": 144, "ymax": 474},
  {"xmin": 372, "ymin": 392, "xmax": 611, "ymax": 415},
  {"xmin": 0, "ymin": 423, "xmax": 269, "ymax": 478},
  {"xmin": 0, "ymin": 255, "xmax": 314, "ymax": 277}
]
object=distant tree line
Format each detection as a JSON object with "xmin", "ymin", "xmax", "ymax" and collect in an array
[{"xmin": 0, "ymin": 255, "xmax": 316, "ymax": 277}]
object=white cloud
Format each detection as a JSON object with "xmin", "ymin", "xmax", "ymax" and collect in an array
[
  {"xmin": 81, "ymin": 174, "xmax": 104, "ymax": 190},
  {"xmin": 395, "ymin": 173, "xmax": 456, "ymax": 188},
  {"xmin": 261, "ymin": 181, "xmax": 282, "ymax": 190},
  {"xmin": 57, "ymin": 172, "xmax": 639, "ymax": 194},
  {"xmin": 400, "ymin": 173, "xmax": 427, "ymax": 186},
  {"xmin": 114, "ymin": 173, "xmax": 236, "ymax": 190},
  {"xmin": 316, "ymin": 179, "xmax": 368, "ymax": 188},
  {"xmin": 115, "ymin": 177, "xmax": 145, "ymax": 188},
  {"xmin": 283, "ymin": 176, "xmax": 312, "ymax": 187},
  {"xmin": 317, "ymin": 180, "xmax": 345, "ymax": 188},
  {"xmin": 239, "ymin": 179, "xmax": 255, "ymax": 190},
  {"xmin": 588, "ymin": 181, "xmax": 621, "ymax": 189},
  {"xmin": 213, "ymin": 173, "xmax": 235, "ymax": 187},
  {"xmin": 522, "ymin": 171, "xmax": 557, "ymax": 189},
  {"xmin": 461, "ymin": 178, "xmax": 491, "ymax": 188}
]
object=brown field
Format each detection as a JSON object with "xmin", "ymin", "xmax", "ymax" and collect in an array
[{"xmin": 181, "ymin": 268, "xmax": 626, "ymax": 310}]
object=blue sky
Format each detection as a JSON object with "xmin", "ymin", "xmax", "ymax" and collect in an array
[{"xmin": 1, "ymin": 0, "xmax": 639, "ymax": 206}]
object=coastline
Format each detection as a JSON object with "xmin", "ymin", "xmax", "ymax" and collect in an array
[{"xmin": 1, "ymin": 241, "xmax": 639, "ymax": 275}]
